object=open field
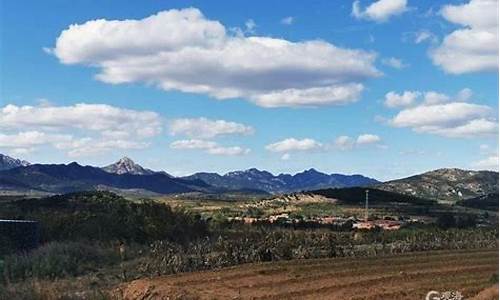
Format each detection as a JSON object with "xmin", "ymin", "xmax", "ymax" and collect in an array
[
  {"xmin": 117, "ymin": 248, "xmax": 498, "ymax": 300},
  {"xmin": 154, "ymin": 191, "xmax": 498, "ymax": 223}
]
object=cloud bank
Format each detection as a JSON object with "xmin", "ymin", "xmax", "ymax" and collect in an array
[
  {"xmin": 0, "ymin": 103, "xmax": 161, "ymax": 157},
  {"xmin": 431, "ymin": 0, "xmax": 498, "ymax": 74},
  {"xmin": 49, "ymin": 8, "xmax": 380, "ymax": 108},
  {"xmin": 386, "ymin": 89, "xmax": 498, "ymax": 138},
  {"xmin": 169, "ymin": 117, "xmax": 254, "ymax": 139},
  {"xmin": 170, "ymin": 139, "xmax": 250, "ymax": 156}
]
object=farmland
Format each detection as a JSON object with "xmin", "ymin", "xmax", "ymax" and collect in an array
[
  {"xmin": 0, "ymin": 191, "xmax": 498, "ymax": 299},
  {"xmin": 117, "ymin": 248, "xmax": 498, "ymax": 300}
]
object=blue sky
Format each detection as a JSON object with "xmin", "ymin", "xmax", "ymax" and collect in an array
[{"xmin": 0, "ymin": 0, "xmax": 498, "ymax": 180}]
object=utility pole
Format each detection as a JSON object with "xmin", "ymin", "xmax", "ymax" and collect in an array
[{"xmin": 365, "ymin": 189, "xmax": 369, "ymax": 222}]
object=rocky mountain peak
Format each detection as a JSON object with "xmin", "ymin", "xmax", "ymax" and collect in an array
[
  {"xmin": 102, "ymin": 157, "xmax": 155, "ymax": 175},
  {"xmin": 0, "ymin": 153, "xmax": 30, "ymax": 171}
]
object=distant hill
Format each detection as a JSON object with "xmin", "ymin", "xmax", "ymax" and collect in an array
[
  {"xmin": 183, "ymin": 168, "xmax": 379, "ymax": 194},
  {"xmin": 102, "ymin": 157, "xmax": 158, "ymax": 175},
  {"xmin": 378, "ymin": 168, "xmax": 498, "ymax": 202},
  {"xmin": 0, "ymin": 154, "xmax": 30, "ymax": 171},
  {"xmin": 310, "ymin": 187, "xmax": 436, "ymax": 206},
  {"xmin": 0, "ymin": 162, "xmax": 212, "ymax": 195},
  {"xmin": 456, "ymin": 193, "xmax": 499, "ymax": 211}
]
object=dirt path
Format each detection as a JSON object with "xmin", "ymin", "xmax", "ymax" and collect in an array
[{"xmin": 116, "ymin": 248, "xmax": 498, "ymax": 300}]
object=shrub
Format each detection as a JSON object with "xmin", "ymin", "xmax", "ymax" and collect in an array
[
  {"xmin": 139, "ymin": 227, "xmax": 498, "ymax": 277},
  {"xmin": 1, "ymin": 241, "xmax": 119, "ymax": 282},
  {"xmin": 0, "ymin": 191, "xmax": 209, "ymax": 244}
]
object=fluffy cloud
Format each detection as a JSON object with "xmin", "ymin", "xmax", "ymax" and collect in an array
[
  {"xmin": 381, "ymin": 57, "xmax": 408, "ymax": 69},
  {"xmin": 0, "ymin": 131, "xmax": 148, "ymax": 157},
  {"xmin": 384, "ymin": 88, "xmax": 473, "ymax": 108},
  {"xmin": 49, "ymin": 8, "xmax": 380, "ymax": 108},
  {"xmin": 169, "ymin": 117, "xmax": 254, "ymax": 139},
  {"xmin": 170, "ymin": 139, "xmax": 217, "ymax": 150},
  {"xmin": 266, "ymin": 138, "xmax": 322, "ymax": 153},
  {"xmin": 356, "ymin": 134, "xmax": 381, "ymax": 145},
  {"xmin": 390, "ymin": 101, "xmax": 497, "ymax": 138},
  {"xmin": 0, "ymin": 131, "xmax": 72, "ymax": 148},
  {"xmin": 431, "ymin": 0, "xmax": 498, "ymax": 74},
  {"xmin": 334, "ymin": 134, "xmax": 382, "ymax": 150},
  {"xmin": 0, "ymin": 103, "xmax": 162, "ymax": 157},
  {"xmin": 0, "ymin": 103, "xmax": 162, "ymax": 138},
  {"xmin": 352, "ymin": 0, "xmax": 407, "ymax": 22},
  {"xmin": 472, "ymin": 155, "xmax": 499, "ymax": 170},
  {"xmin": 334, "ymin": 136, "xmax": 355, "ymax": 150},
  {"xmin": 56, "ymin": 138, "xmax": 149, "ymax": 157},
  {"xmin": 384, "ymin": 91, "xmax": 420, "ymax": 108},
  {"xmin": 170, "ymin": 139, "xmax": 250, "ymax": 156}
]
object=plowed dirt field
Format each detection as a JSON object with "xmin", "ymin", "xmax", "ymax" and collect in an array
[{"xmin": 116, "ymin": 248, "xmax": 498, "ymax": 300}]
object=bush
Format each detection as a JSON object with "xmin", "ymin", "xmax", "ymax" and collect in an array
[
  {"xmin": 0, "ymin": 191, "xmax": 209, "ymax": 244},
  {"xmin": 0, "ymin": 282, "xmax": 111, "ymax": 300},
  {"xmin": 139, "ymin": 227, "xmax": 498, "ymax": 277},
  {"xmin": 1, "ymin": 241, "xmax": 119, "ymax": 282}
]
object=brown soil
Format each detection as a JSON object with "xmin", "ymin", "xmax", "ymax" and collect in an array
[
  {"xmin": 115, "ymin": 248, "xmax": 498, "ymax": 300},
  {"xmin": 471, "ymin": 284, "xmax": 499, "ymax": 300}
]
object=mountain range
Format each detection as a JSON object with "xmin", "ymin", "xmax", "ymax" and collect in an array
[
  {"xmin": 0, "ymin": 161, "xmax": 211, "ymax": 195},
  {"xmin": 183, "ymin": 168, "xmax": 379, "ymax": 193},
  {"xmin": 0, "ymin": 155, "xmax": 378, "ymax": 195},
  {"xmin": 0, "ymin": 154, "xmax": 30, "ymax": 171},
  {"xmin": 378, "ymin": 168, "xmax": 498, "ymax": 202},
  {"xmin": 0, "ymin": 154, "xmax": 497, "ymax": 201}
]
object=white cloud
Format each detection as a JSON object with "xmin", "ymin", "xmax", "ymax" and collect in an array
[
  {"xmin": 431, "ymin": 0, "xmax": 498, "ymax": 74},
  {"xmin": 0, "ymin": 103, "xmax": 161, "ymax": 157},
  {"xmin": 335, "ymin": 134, "xmax": 382, "ymax": 150},
  {"xmin": 281, "ymin": 16, "xmax": 294, "ymax": 25},
  {"xmin": 49, "ymin": 8, "xmax": 380, "ymax": 108},
  {"xmin": 472, "ymin": 143, "xmax": 499, "ymax": 170},
  {"xmin": 56, "ymin": 138, "xmax": 149, "ymax": 157},
  {"xmin": 472, "ymin": 155, "xmax": 499, "ymax": 170},
  {"xmin": 422, "ymin": 91, "xmax": 450, "ymax": 105},
  {"xmin": 265, "ymin": 138, "xmax": 322, "ymax": 153},
  {"xmin": 0, "ymin": 131, "xmax": 73, "ymax": 148},
  {"xmin": 170, "ymin": 139, "xmax": 217, "ymax": 150},
  {"xmin": 356, "ymin": 134, "xmax": 381, "ymax": 144},
  {"xmin": 170, "ymin": 139, "xmax": 250, "ymax": 156},
  {"xmin": 169, "ymin": 117, "xmax": 254, "ymax": 138},
  {"xmin": 0, "ymin": 103, "xmax": 162, "ymax": 139},
  {"xmin": 384, "ymin": 91, "xmax": 420, "ymax": 108},
  {"xmin": 334, "ymin": 135, "xmax": 355, "ymax": 150},
  {"xmin": 352, "ymin": 0, "xmax": 408, "ymax": 22},
  {"xmin": 0, "ymin": 131, "xmax": 150, "ymax": 158},
  {"xmin": 252, "ymin": 84, "xmax": 364, "ymax": 108},
  {"xmin": 207, "ymin": 146, "xmax": 250, "ymax": 156},
  {"xmin": 381, "ymin": 57, "xmax": 408, "ymax": 69},
  {"xmin": 385, "ymin": 88, "xmax": 472, "ymax": 108},
  {"xmin": 390, "ymin": 102, "xmax": 497, "ymax": 138}
]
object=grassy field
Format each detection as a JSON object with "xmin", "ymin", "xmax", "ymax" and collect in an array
[{"xmin": 116, "ymin": 248, "xmax": 498, "ymax": 300}]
